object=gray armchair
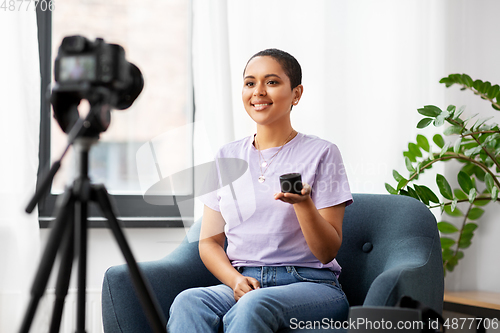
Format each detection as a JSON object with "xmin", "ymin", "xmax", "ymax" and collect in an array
[{"xmin": 101, "ymin": 194, "xmax": 444, "ymax": 332}]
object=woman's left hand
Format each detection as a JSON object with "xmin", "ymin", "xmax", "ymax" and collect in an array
[{"xmin": 274, "ymin": 183, "xmax": 311, "ymax": 204}]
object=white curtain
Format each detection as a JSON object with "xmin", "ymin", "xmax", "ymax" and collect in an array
[{"xmin": 0, "ymin": 10, "xmax": 41, "ymax": 332}]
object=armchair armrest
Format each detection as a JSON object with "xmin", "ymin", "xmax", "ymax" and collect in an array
[
  {"xmin": 102, "ymin": 234, "xmax": 219, "ymax": 333},
  {"xmin": 363, "ymin": 235, "xmax": 444, "ymax": 314}
]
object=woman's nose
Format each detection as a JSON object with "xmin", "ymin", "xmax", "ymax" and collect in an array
[{"xmin": 253, "ymin": 83, "xmax": 266, "ymax": 96}]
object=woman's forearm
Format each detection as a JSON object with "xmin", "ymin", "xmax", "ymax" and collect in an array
[
  {"xmin": 293, "ymin": 198, "xmax": 344, "ymax": 264},
  {"xmin": 199, "ymin": 238, "xmax": 241, "ymax": 288}
]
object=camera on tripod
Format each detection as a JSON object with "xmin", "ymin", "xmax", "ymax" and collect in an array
[
  {"xmin": 51, "ymin": 35, "xmax": 143, "ymax": 135},
  {"xmin": 21, "ymin": 35, "xmax": 167, "ymax": 333}
]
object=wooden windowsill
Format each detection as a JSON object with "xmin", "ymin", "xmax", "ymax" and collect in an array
[{"xmin": 444, "ymin": 291, "xmax": 500, "ymax": 311}]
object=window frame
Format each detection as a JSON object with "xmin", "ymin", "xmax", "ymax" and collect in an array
[{"xmin": 35, "ymin": 5, "xmax": 194, "ymax": 228}]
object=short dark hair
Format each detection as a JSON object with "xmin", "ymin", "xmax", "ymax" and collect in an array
[{"xmin": 244, "ymin": 48, "xmax": 302, "ymax": 89}]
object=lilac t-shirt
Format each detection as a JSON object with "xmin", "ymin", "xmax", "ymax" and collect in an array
[{"xmin": 200, "ymin": 133, "xmax": 352, "ymax": 276}]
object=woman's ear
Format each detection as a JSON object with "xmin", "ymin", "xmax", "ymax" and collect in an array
[{"xmin": 293, "ymin": 84, "xmax": 304, "ymax": 105}]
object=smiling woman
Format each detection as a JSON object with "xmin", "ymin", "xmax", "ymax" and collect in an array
[{"xmin": 167, "ymin": 48, "xmax": 353, "ymax": 333}]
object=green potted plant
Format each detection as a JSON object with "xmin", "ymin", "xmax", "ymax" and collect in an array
[{"xmin": 385, "ymin": 73, "xmax": 500, "ymax": 275}]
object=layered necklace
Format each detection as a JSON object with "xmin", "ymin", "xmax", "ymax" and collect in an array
[{"xmin": 255, "ymin": 129, "xmax": 296, "ymax": 183}]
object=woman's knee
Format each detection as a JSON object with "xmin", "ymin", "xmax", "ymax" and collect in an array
[
  {"xmin": 170, "ymin": 288, "xmax": 202, "ymax": 314},
  {"xmin": 225, "ymin": 290, "xmax": 281, "ymax": 322}
]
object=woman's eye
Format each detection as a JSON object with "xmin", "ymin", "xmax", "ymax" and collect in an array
[
  {"xmin": 267, "ymin": 80, "xmax": 278, "ymax": 85},
  {"xmin": 245, "ymin": 82, "xmax": 254, "ymax": 87}
]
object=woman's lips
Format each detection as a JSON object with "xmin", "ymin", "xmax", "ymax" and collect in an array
[{"xmin": 252, "ymin": 103, "xmax": 272, "ymax": 111}]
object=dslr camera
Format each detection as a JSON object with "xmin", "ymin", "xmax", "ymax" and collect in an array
[{"xmin": 51, "ymin": 35, "xmax": 143, "ymax": 134}]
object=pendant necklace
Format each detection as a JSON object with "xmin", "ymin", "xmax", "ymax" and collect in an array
[{"xmin": 255, "ymin": 129, "xmax": 295, "ymax": 183}]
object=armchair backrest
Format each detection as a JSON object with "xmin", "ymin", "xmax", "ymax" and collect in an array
[{"xmin": 336, "ymin": 194, "xmax": 443, "ymax": 313}]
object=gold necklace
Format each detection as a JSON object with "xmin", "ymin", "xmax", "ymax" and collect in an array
[{"xmin": 255, "ymin": 130, "xmax": 295, "ymax": 183}]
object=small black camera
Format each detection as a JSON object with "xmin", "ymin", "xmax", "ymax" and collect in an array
[
  {"xmin": 280, "ymin": 173, "xmax": 303, "ymax": 195},
  {"xmin": 51, "ymin": 36, "xmax": 143, "ymax": 134}
]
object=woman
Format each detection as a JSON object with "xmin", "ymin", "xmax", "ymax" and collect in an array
[{"xmin": 168, "ymin": 49, "xmax": 352, "ymax": 332}]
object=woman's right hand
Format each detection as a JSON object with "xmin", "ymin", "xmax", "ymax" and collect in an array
[{"xmin": 233, "ymin": 275, "xmax": 260, "ymax": 301}]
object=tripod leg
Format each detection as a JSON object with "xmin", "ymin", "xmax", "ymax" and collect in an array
[
  {"xmin": 75, "ymin": 198, "xmax": 88, "ymax": 333},
  {"xmin": 92, "ymin": 185, "xmax": 167, "ymax": 333},
  {"xmin": 49, "ymin": 206, "xmax": 75, "ymax": 333},
  {"xmin": 19, "ymin": 190, "xmax": 75, "ymax": 333}
]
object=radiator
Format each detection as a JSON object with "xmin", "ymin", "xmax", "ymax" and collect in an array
[{"xmin": 33, "ymin": 289, "xmax": 103, "ymax": 333}]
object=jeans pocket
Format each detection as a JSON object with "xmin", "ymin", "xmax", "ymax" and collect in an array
[{"xmin": 289, "ymin": 266, "xmax": 338, "ymax": 286}]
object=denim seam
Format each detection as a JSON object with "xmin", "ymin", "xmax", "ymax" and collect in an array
[
  {"xmin": 290, "ymin": 266, "xmax": 338, "ymax": 286},
  {"xmin": 281, "ymin": 292, "xmax": 348, "ymax": 318}
]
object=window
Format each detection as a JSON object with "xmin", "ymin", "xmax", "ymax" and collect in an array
[{"xmin": 36, "ymin": 0, "xmax": 194, "ymax": 227}]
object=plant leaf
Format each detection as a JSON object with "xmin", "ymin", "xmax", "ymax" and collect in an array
[
  {"xmin": 454, "ymin": 105, "xmax": 466, "ymax": 119},
  {"xmin": 454, "ymin": 188, "xmax": 468, "ymax": 200},
  {"xmin": 416, "ymin": 134, "xmax": 430, "ymax": 152},
  {"xmin": 413, "ymin": 185, "xmax": 429, "ymax": 205},
  {"xmin": 453, "ymin": 137, "xmax": 462, "ymax": 154},
  {"xmin": 418, "ymin": 105, "xmax": 442, "ymax": 117},
  {"xmin": 485, "ymin": 173, "xmax": 495, "ymax": 192},
  {"xmin": 438, "ymin": 221, "xmax": 459, "ymax": 234},
  {"xmin": 408, "ymin": 143, "xmax": 422, "ymax": 158},
  {"xmin": 407, "ymin": 186, "xmax": 420, "ymax": 201},
  {"xmin": 451, "ymin": 197, "xmax": 458, "ymax": 212},
  {"xmin": 462, "ymin": 74, "xmax": 474, "ymax": 87},
  {"xmin": 458, "ymin": 238, "xmax": 472, "ymax": 249},
  {"xmin": 433, "ymin": 134, "xmax": 445, "ymax": 148},
  {"xmin": 444, "ymin": 205, "xmax": 463, "ymax": 217},
  {"xmin": 461, "ymin": 163, "xmax": 475, "ymax": 176},
  {"xmin": 492, "ymin": 186, "xmax": 499, "ymax": 201},
  {"xmin": 457, "ymin": 171, "xmax": 473, "ymax": 193},
  {"xmin": 434, "ymin": 110, "xmax": 450, "ymax": 127},
  {"xmin": 414, "ymin": 184, "xmax": 440, "ymax": 204},
  {"xmin": 385, "ymin": 183, "xmax": 397, "ymax": 195},
  {"xmin": 429, "ymin": 149, "xmax": 435, "ymax": 160},
  {"xmin": 403, "ymin": 151, "xmax": 416, "ymax": 163},
  {"xmin": 480, "ymin": 81, "xmax": 492, "ymax": 95},
  {"xmin": 397, "ymin": 179, "xmax": 407, "ymax": 191},
  {"xmin": 468, "ymin": 188, "xmax": 477, "ymax": 203},
  {"xmin": 417, "ymin": 118, "xmax": 433, "ymax": 129},
  {"xmin": 464, "ymin": 113, "xmax": 480, "ymax": 126},
  {"xmin": 440, "ymin": 141, "xmax": 451, "ymax": 157},
  {"xmin": 473, "ymin": 116, "xmax": 495, "ymax": 131},
  {"xmin": 436, "ymin": 174, "xmax": 453, "ymax": 200},
  {"xmin": 473, "ymin": 79, "xmax": 483, "ymax": 90},
  {"xmin": 442, "ymin": 248, "xmax": 454, "ymax": 261},
  {"xmin": 393, "ymin": 170, "xmax": 405, "ymax": 182},
  {"xmin": 463, "ymin": 223, "xmax": 478, "ymax": 233},
  {"xmin": 441, "ymin": 237, "xmax": 456, "ymax": 249},
  {"xmin": 464, "ymin": 146, "xmax": 482, "ymax": 157},
  {"xmin": 468, "ymin": 207, "xmax": 484, "ymax": 220},
  {"xmin": 405, "ymin": 156, "xmax": 415, "ymax": 173},
  {"xmin": 473, "ymin": 197, "xmax": 490, "ymax": 206},
  {"xmin": 444, "ymin": 126, "xmax": 463, "ymax": 136},
  {"xmin": 488, "ymin": 85, "xmax": 500, "ymax": 99}
]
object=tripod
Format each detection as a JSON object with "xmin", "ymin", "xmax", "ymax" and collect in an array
[{"xmin": 20, "ymin": 103, "xmax": 167, "ymax": 333}]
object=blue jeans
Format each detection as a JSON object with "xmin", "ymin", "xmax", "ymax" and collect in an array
[{"xmin": 167, "ymin": 266, "xmax": 349, "ymax": 332}]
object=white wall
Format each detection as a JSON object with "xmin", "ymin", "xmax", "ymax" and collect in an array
[{"xmin": 439, "ymin": 0, "xmax": 500, "ymax": 292}]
